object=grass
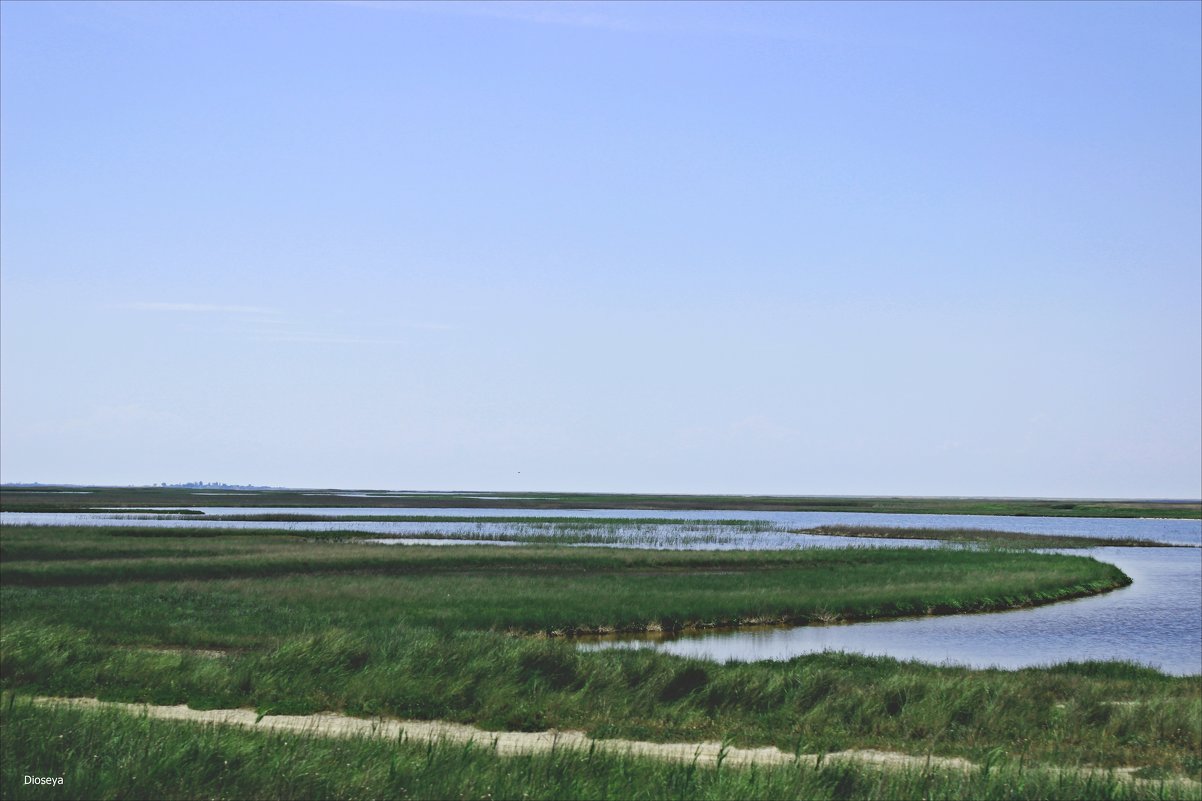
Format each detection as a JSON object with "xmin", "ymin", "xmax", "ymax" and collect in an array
[
  {"xmin": 2, "ymin": 521, "xmax": 1199, "ymax": 798},
  {"xmin": 798, "ymin": 525, "xmax": 1187, "ymax": 549},
  {"xmin": 6, "ymin": 699, "xmax": 1198, "ymax": 801},
  {"xmin": 3, "ymin": 485, "xmax": 1198, "ymax": 518},
  {"xmin": 0, "ymin": 526, "xmax": 1130, "ymax": 634},
  {"xmin": 3, "ymin": 621, "xmax": 1199, "ymax": 776}
]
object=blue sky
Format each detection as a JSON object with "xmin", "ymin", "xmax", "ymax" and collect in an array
[{"xmin": 2, "ymin": 0, "xmax": 1199, "ymax": 497}]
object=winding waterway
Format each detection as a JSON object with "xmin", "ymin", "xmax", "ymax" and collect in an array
[{"xmin": 4, "ymin": 507, "xmax": 1199, "ymax": 675}]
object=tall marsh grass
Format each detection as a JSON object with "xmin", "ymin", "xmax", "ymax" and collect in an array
[
  {"xmin": 3, "ymin": 624, "xmax": 1199, "ymax": 777},
  {"xmin": 3, "ymin": 697, "xmax": 1198, "ymax": 800}
]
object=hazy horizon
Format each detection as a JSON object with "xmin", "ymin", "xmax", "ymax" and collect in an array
[
  {"xmin": 2, "ymin": 1, "xmax": 1199, "ymax": 498},
  {"xmin": 2, "ymin": 481, "xmax": 1199, "ymax": 504}
]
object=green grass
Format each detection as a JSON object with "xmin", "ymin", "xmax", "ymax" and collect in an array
[
  {"xmin": 2, "ymin": 521, "xmax": 1199, "ymax": 798},
  {"xmin": 4, "ymin": 622, "xmax": 1199, "ymax": 778},
  {"xmin": 4, "ymin": 485, "xmax": 1198, "ymax": 518},
  {"xmin": 6, "ymin": 699, "xmax": 1198, "ymax": 801},
  {"xmin": 0, "ymin": 526, "xmax": 1129, "ymax": 634},
  {"xmin": 799, "ymin": 525, "xmax": 1187, "ymax": 549}
]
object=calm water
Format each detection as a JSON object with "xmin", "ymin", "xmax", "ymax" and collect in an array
[{"xmin": 4, "ymin": 507, "xmax": 1199, "ymax": 675}]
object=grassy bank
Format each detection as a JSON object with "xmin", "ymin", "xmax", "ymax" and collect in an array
[
  {"xmin": 6, "ymin": 699, "xmax": 1197, "ymax": 801},
  {"xmin": 2, "ymin": 521, "xmax": 1199, "ymax": 799},
  {"xmin": 3, "ymin": 485, "xmax": 1198, "ymax": 518},
  {"xmin": 0, "ymin": 526, "xmax": 1129, "ymax": 634},
  {"xmin": 798, "ymin": 525, "xmax": 1186, "ymax": 549},
  {"xmin": 3, "ymin": 622, "xmax": 1199, "ymax": 778}
]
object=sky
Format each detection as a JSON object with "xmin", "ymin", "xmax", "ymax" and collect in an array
[{"xmin": 1, "ymin": 0, "xmax": 1199, "ymax": 498}]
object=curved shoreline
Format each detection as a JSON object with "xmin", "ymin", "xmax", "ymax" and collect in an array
[{"xmin": 535, "ymin": 574, "xmax": 1134, "ymax": 639}]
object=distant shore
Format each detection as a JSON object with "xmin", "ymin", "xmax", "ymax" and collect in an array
[{"xmin": 2, "ymin": 485, "xmax": 1199, "ymax": 519}]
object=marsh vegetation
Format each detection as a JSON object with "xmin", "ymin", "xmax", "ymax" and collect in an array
[
  {"xmin": 4, "ymin": 698, "xmax": 1199, "ymax": 801},
  {"xmin": 2, "ymin": 516, "xmax": 1199, "ymax": 799}
]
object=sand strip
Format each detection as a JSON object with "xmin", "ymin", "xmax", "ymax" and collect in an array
[{"xmin": 29, "ymin": 695, "xmax": 1194, "ymax": 786}]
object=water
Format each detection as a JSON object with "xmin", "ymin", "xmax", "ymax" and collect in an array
[{"xmin": 4, "ymin": 507, "xmax": 1199, "ymax": 674}]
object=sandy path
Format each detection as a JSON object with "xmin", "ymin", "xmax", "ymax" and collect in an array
[
  {"xmin": 33, "ymin": 695, "xmax": 1194, "ymax": 788},
  {"xmin": 34, "ymin": 696, "xmax": 969, "ymax": 771}
]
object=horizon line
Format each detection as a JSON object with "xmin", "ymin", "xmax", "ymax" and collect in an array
[{"xmin": 1, "ymin": 483, "xmax": 1198, "ymax": 504}]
